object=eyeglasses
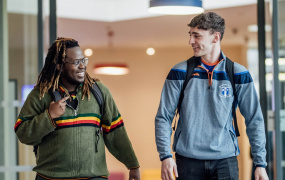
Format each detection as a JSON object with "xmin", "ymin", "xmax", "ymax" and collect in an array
[{"xmin": 64, "ymin": 57, "xmax": 89, "ymax": 66}]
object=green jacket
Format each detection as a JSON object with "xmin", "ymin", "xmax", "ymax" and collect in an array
[{"xmin": 15, "ymin": 81, "xmax": 139, "ymax": 179}]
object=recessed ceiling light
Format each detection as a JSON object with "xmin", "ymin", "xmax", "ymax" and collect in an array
[
  {"xmin": 248, "ymin": 24, "xmax": 272, "ymax": 32},
  {"xmin": 84, "ymin": 48, "xmax": 93, "ymax": 57},
  {"xmin": 146, "ymin": 47, "xmax": 155, "ymax": 55},
  {"xmin": 265, "ymin": 58, "xmax": 285, "ymax": 66},
  {"xmin": 266, "ymin": 73, "xmax": 285, "ymax": 81}
]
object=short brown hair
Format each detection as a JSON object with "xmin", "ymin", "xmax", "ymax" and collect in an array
[{"xmin": 188, "ymin": 12, "xmax": 225, "ymax": 40}]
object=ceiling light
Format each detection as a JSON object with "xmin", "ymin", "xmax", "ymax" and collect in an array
[
  {"xmin": 248, "ymin": 24, "xmax": 272, "ymax": 32},
  {"xmin": 265, "ymin": 58, "xmax": 285, "ymax": 66},
  {"xmin": 149, "ymin": 0, "xmax": 204, "ymax": 15},
  {"xmin": 93, "ymin": 29, "xmax": 129, "ymax": 76},
  {"xmin": 84, "ymin": 48, "xmax": 93, "ymax": 57},
  {"xmin": 266, "ymin": 73, "xmax": 285, "ymax": 81},
  {"xmin": 93, "ymin": 64, "xmax": 129, "ymax": 75},
  {"xmin": 146, "ymin": 47, "xmax": 155, "ymax": 55}
]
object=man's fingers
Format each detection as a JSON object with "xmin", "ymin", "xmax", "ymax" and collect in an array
[
  {"xmin": 50, "ymin": 101, "xmax": 55, "ymax": 105},
  {"xmin": 162, "ymin": 172, "xmax": 168, "ymax": 180},
  {"xmin": 161, "ymin": 170, "xmax": 168, "ymax": 180},
  {"xmin": 173, "ymin": 164, "xmax": 178, "ymax": 177},
  {"xmin": 58, "ymin": 96, "xmax": 69, "ymax": 103},
  {"xmin": 167, "ymin": 169, "xmax": 174, "ymax": 180}
]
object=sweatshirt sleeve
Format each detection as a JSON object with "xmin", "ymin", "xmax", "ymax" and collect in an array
[
  {"xmin": 98, "ymin": 83, "xmax": 139, "ymax": 169},
  {"xmin": 155, "ymin": 66, "xmax": 185, "ymax": 161},
  {"xmin": 234, "ymin": 66, "xmax": 267, "ymax": 167},
  {"xmin": 14, "ymin": 88, "xmax": 57, "ymax": 146}
]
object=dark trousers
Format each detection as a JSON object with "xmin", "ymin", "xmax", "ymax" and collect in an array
[
  {"xmin": 35, "ymin": 174, "xmax": 107, "ymax": 180},
  {"xmin": 176, "ymin": 153, "xmax": 239, "ymax": 180}
]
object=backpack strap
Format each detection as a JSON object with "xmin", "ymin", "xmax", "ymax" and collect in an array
[
  {"xmin": 33, "ymin": 84, "xmax": 105, "ymax": 157},
  {"xmin": 225, "ymin": 57, "xmax": 240, "ymax": 137},
  {"xmin": 34, "ymin": 89, "xmax": 62, "ymax": 156},
  {"xmin": 177, "ymin": 56, "xmax": 200, "ymax": 114},
  {"xmin": 173, "ymin": 57, "xmax": 240, "ymax": 136},
  {"xmin": 173, "ymin": 56, "xmax": 199, "ymax": 131},
  {"xmin": 49, "ymin": 83, "xmax": 104, "ymax": 116},
  {"xmin": 49, "ymin": 89, "xmax": 62, "ymax": 102},
  {"xmin": 90, "ymin": 82, "xmax": 104, "ymax": 116},
  {"xmin": 34, "ymin": 89, "xmax": 63, "ymax": 156}
]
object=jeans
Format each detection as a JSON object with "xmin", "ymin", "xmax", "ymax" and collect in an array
[{"xmin": 175, "ymin": 153, "xmax": 239, "ymax": 180}]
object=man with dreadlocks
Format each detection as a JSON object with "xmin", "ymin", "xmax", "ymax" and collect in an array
[{"xmin": 14, "ymin": 37, "xmax": 140, "ymax": 180}]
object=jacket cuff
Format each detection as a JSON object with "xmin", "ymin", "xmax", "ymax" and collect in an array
[
  {"xmin": 46, "ymin": 109, "xmax": 57, "ymax": 128},
  {"xmin": 128, "ymin": 166, "xmax": 140, "ymax": 170},
  {"xmin": 255, "ymin": 164, "xmax": 266, "ymax": 168},
  {"xmin": 160, "ymin": 155, "xmax": 172, "ymax": 161}
]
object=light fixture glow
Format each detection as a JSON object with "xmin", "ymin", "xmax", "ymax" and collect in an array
[
  {"xmin": 149, "ymin": 0, "xmax": 204, "ymax": 15},
  {"xmin": 248, "ymin": 24, "xmax": 272, "ymax": 32},
  {"xmin": 84, "ymin": 48, "xmax": 93, "ymax": 57},
  {"xmin": 265, "ymin": 58, "xmax": 285, "ymax": 66},
  {"xmin": 93, "ymin": 64, "xmax": 129, "ymax": 75},
  {"xmin": 266, "ymin": 73, "xmax": 285, "ymax": 81},
  {"xmin": 146, "ymin": 47, "xmax": 155, "ymax": 55}
]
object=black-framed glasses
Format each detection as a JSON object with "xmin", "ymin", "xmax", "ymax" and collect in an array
[{"xmin": 64, "ymin": 57, "xmax": 89, "ymax": 66}]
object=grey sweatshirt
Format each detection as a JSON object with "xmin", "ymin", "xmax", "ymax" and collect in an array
[{"xmin": 155, "ymin": 52, "xmax": 267, "ymax": 167}]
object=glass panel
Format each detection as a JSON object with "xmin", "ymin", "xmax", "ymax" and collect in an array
[
  {"xmin": 265, "ymin": 0, "xmax": 285, "ymax": 179},
  {"xmin": 264, "ymin": 0, "xmax": 275, "ymax": 179},
  {"xmin": 7, "ymin": 0, "xmax": 38, "ymax": 179},
  {"xmin": 278, "ymin": 0, "xmax": 285, "ymax": 179}
]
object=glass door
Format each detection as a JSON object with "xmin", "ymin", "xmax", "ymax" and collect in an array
[
  {"xmin": 264, "ymin": 0, "xmax": 285, "ymax": 179},
  {"xmin": 0, "ymin": 0, "xmax": 55, "ymax": 179},
  {"xmin": 7, "ymin": 0, "xmax": 38, "ymax": 179},
  {"xmin": 278, "ymin": 0, "xmax": 285, "ymax": 178}
]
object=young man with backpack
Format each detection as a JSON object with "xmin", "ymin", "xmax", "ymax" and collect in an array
[
  {"xmin": 14, "ymin": 37, "xmax": 140, "ymax": 180},
  {"xmin": 155, "ymin": 12, "xmax": 268, "ymax": 180}
]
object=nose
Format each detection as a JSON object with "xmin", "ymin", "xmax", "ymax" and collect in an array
[
  {"xmin": 189, "ymin": 36, "xmax": 194, "ymax": 45},
  {"xmin": 78, "ymin": 61, "xmax": 86, "ymax": 68}
]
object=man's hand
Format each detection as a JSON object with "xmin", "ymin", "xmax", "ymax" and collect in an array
[
  {"xmin": 254, "ymin": 167, "xmax": 269, "ymax": 180},
  {"xmin": 129, "ymin": 168, "xmax": 140, "ymax": 180},
  {"xmin": 48, "ymin": 96, "xmax": 69, "ymax": 119},
  {"xmin": 161, "ymin": 158, "xmax": 178, "ymax": 180}
]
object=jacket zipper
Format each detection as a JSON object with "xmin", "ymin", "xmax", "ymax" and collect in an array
[
  {"xmin": 66, "ymin": 99, "xmax": 79, "ymax": 116},
  {"xmin": 66, "ymin": 98, "xmax": 100, "ymax": 153}
]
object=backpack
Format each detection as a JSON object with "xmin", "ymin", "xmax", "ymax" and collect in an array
[
  {"xmin": 33, "ymin": 82, "xmax": 104, "ymax": 156},
  {"xmin": 173, "ymin": 56, "xmax": 240, "ymax": 137}
]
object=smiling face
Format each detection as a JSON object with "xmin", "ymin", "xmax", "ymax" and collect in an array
[
  {"xmin": 59, "ymin": 46, "xmax": 87, "ymax": 91},
  {"xmin": 188, "ymin": 26, "xmax": 220, "ymax": 59}
]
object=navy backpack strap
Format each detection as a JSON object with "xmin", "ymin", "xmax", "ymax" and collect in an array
[
  {"xmin": 33, "ymin": 89, "xmax": 63, "ymax": 156},
  {"xmin": 173, "ymin": 56, "xmax": 199, "ymax": 131},
  {"xmin": 225, "ymin": 57, "xmax": 240, "ymax": 137},
  {"xmin": 33, "ymin": 85, "xmax": 105, "ymax": 157},
  {"xmin": 177, "ymin": 56, "xmax": 200, "ymax": 114}
]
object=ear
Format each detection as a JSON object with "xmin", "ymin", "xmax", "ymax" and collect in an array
[{"xmin": 212, "ymin": 32, "xmax": 221, "ymax": 43}]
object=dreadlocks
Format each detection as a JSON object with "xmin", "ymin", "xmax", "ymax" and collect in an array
[{"xmin": 36, "ymin": 37, "xmax": 98, "ymax": 100}]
